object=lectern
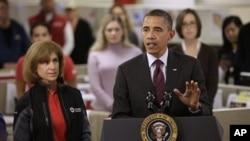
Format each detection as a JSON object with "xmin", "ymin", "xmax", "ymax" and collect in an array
[{"xmin": 100, "ymin": 116, "xmax": 223, "ymax": 141}]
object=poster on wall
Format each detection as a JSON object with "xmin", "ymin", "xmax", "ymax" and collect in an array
[
  {"xmin": 200, "ymin": 0, "xmax": 250, "ymax": 5},
  {"xmin": 209, "ymin": 10, "xmax": 228, "ymax": 38},
  {"xmin": 142, "ymin": 0, "xmax": 195, "ymax": 9}
]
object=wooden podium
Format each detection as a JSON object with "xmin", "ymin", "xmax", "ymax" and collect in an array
[{"xmin": 100, "ymin": 116, "xmax": 223, "ymax": 141}]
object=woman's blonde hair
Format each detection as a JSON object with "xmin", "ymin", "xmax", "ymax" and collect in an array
[
  {"xmin": 23, "ymin": 41, "xmax": 64, "ymax": 83},
  {"xmin": 89, "ymin": 14, "xmax": 134, "ymax": 52}
]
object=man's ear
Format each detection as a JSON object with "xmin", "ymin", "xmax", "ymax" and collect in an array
[{"xmin": 168, "ymin": 30, "xmax": 175, "ymax": 41}]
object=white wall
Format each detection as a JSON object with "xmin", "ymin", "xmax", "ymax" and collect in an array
[{"xmin": 7, "ymin": 1, "xmax": 250, "ymax": 45}]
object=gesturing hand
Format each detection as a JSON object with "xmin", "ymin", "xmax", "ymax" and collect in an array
[{"xmin": 173, "ymin": 80, "xmax": 200, "ymax": 110}]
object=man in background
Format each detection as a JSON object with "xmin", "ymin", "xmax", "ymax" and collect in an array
[
  {"xmin": 0, "ymin": 0, "xmax": 30, "ymax": 69},
  {"xmin": 28, "ymin": 0, "xmax": 74, "ymax": 56}
]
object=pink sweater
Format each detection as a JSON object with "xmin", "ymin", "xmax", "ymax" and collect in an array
[{"xmin": 87, "ymin": 44, "xmax": 142, "ymax": 112}]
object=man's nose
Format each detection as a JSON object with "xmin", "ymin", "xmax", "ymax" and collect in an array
[
  {"xmin": 48, "ymin": 62, "xmax": 56, "ymax": 69},
  {"xmin": 110, "ymin": 29, "xmax": 118, "ymax": 35},
  {"xmin": 147, "ymin": 30, "xmax": 155, "ymax": 39}
]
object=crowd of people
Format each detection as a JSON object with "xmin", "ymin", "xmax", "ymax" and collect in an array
[{"xmin": 1, "ymin": 0, "xmax": 250, "ymax": 140}]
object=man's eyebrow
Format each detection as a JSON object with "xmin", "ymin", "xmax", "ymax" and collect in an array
[{"xmin": 154, "ymin": 26, "xmax": 162, "ymax": 29}]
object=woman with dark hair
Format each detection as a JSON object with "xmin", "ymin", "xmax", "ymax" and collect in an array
[
  {"xmin": 218, "ymin": 16, "xmax": 243, "ymax": 85},
  {"xmin": 172, "ymin": 8, "xmax": 218, "ymax": 107},
  {"xmin": 14, "ymin": 41, "xmax": 91, "ymax": 141}
]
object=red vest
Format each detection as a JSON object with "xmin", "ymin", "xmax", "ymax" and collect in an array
[{"xmin": 29, "ymin": 11, "xmax": 67, "ymax": 47}]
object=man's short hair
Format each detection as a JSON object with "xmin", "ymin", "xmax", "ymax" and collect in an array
[{"xmin": 144, "ymin": 9, "xmax": 173, "ymax": 29}]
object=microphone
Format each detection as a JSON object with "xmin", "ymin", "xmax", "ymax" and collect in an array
[
  {"xmin": 162, "ymin": 91, "xmax": 172, "ymax": 110},
  {"xmin": 146, "ymin": 90, "xmax": 156, "ymax": 111}
]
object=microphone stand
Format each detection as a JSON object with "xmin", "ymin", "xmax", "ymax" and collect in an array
[
  {"xmin": 159, "ymin": 91, "xmax": 172, "ymax": 113},
  {"xmin": 146, "ymin": 91, "xmax": 156, "ymax": 112}
]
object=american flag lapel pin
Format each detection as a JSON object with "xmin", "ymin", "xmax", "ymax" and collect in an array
[{"xmin": 172, "ymin": 68, "xmax": 177, "ymax": 71}]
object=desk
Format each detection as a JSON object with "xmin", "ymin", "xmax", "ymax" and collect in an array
[
  {"xmin": 0, "ymin": 73, "xmax": 94, "ymax": 113},
  {"xmin": 0, "ymin": 69, "xmax": 15, "ymax": 83},
  {"xmin": 218, "ymin": 83, "xmax": 250, "ymax": 107},
  {"xmin": 78, "ymin": 83, "xmax": 96, "ymax": 109}
]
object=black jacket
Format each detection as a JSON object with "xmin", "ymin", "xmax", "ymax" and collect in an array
[
  {"xmin": 13, "ymin": 81, "xmax": 91, "ymax": 141},
  {"xmin": 0, "ymin": 112, "xmax": 7, "ymax": 141}
]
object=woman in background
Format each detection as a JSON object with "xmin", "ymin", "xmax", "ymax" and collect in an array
[
  {"xmin": 218, "ymin": 16, "xmax": 243, "ymax": 85},
  {"xmin": 109, "ymin": 3, "xmax": 139, "ymax": 46},
  {"xmin": 173, "ymin": 8, "xmax": 218, "ymax": 107},
  {"xmin": 88, "ymin": 15, "xmax": 142, "ymax": 112},
  {"xmin": 14, "ymin": 41, "xmax": 90, "ymax": 141}
]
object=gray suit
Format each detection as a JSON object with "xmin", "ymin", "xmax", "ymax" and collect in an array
[{"xmin": 112, "ymin": 51, "xmax": 212, "ymax": 118}]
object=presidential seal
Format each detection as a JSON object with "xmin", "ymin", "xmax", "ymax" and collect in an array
[{"xmin": 141, "ymin": 113, "xmax": 178, "ymax": 141}]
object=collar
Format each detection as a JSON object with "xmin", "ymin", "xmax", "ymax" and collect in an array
[
  {"xmin": 181, "ymin": 40, "xmax": 201, "ymax": 58},
  {"xmin": 146, "ymin": 49, "xmax": 168, "ymax": 67}
]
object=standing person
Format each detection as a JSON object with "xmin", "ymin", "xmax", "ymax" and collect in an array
[
  {"xmin": 236, "ymin": 22, "xmax": 250, "ymax": 85},
  {"xmin": 64, "ymin": 0, "xmax": 95, "ymax": 64},
  {"xmin": 15, "ymin": 22, "xmax": 77, "ymax": 100},
  {"xmin": 0, "ymin": 112, "xmax": 7, "ymax": 141},
  {"xmin": 112, "ymin": 9, "xmax": 211, "ymax": 118},
  {"xmin": 172, "ymin": 8, "xmax": 218, "ymax": 107},
  {"xmin": 109, "ymin": 3, "xmax": 139, "ymax": 46},
  {"xmin": 28, "ymin": 0, "xmax": 74, "ymax": 55},
  {"xmin": 218, "ymin": 16, "xmax": 243, "ymax": 85},
  {"xmin": 88, "ymin": 15, "xmax": 142, "ymax": 113},
  {"xmin": 0, "ymin": 0, "xmax": 30, "ymax": 69},
  {"xmin": 14, "ymin": 41, "xmax": 91, "ymax": 141}
]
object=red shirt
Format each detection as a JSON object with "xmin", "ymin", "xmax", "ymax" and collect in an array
[
  {"xmin": 48, "ymin": 91, "xmax": 66, "ymax": 141},
  {"xmin": 29, "ymin": 11, "xmax": 67, "ymax": 47}
]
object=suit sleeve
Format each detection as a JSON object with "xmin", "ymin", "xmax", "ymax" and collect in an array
[
  {"xmin": 206, "ymin": 47, "xmax": 219, "ymax": 106},
  {"xmin": 81, "ymin": 108, "xmax": 91, "ymax": 141},
  {"xmin": 112, "ymin": 65, "xmax": 132, "ymax": 118},
  {"xmin": 13, "ymin": 107, "xmax": 32, "ymax": 141},
  {"xmin": 193, "ymin": 60, "xmax": 212, "ymax": 116},
  {"xmin": 78, "ymin": 91, "xmax": 91, "ymax": 141}
]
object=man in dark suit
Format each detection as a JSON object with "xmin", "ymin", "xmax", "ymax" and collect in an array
[{"xmin": 112, "ymin": 9, "xmax": 212, "ymax": 118}]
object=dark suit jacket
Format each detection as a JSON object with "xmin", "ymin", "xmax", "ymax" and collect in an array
[
  {"xmin": 171, "ymin": 43, "xmax": 218, "ymax": 105},
  {"xmin": 112, "ymin": 51, "xmax": 212, "ymax": 118}
]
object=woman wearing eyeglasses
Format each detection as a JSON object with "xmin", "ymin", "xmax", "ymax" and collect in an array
[{"xmin": 172, "ymin": 8, "xmax": 218, "ymax": 108}]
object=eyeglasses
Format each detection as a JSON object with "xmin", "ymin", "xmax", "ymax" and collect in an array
[{"xmin": 182, "ymin": 22, "xmax": 197, "ymax": 28}]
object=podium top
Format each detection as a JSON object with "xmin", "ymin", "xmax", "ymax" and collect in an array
[{"xmin": 100, "ymin": 116, "xmax": 223, "ymax": 141}]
